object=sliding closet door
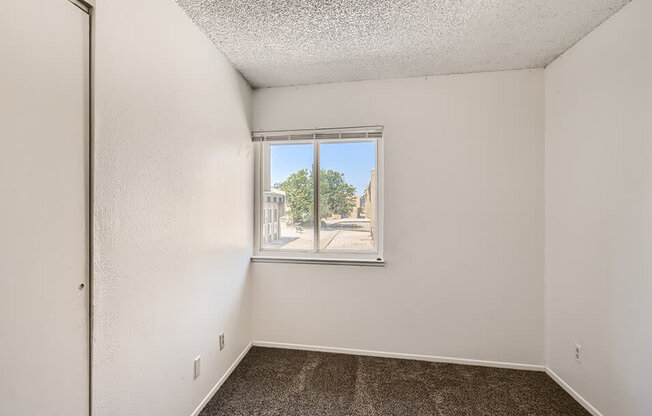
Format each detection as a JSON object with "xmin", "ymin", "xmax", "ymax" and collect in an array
[{"xmin": 0, "ymin": 1, "xmax": 90, "ymax": 414}]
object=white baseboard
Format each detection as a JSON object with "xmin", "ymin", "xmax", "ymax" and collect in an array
[
  {"xmin": 252, "ymin": 341, "xmax": 545, "ymax": 372},
  {"xmin": 191, "ymin": 342, "xmax": 253, "ymax": 416},
  {"xmin": 546, "ymin": 368, "xmax": 604, "ymax": 416}
]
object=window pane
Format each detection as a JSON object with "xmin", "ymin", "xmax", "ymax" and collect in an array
[
  {"xmin": 262, "ymin": 143, "xmax": 314, "ymax": 250},
  {"xmin": 319, "ymin": 141, "xmax": 376, "ymax": 251}
]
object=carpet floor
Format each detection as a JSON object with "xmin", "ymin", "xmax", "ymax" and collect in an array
[{"xmin": 199, "ymin": 347, "xmax": 589, "ymax": 416}]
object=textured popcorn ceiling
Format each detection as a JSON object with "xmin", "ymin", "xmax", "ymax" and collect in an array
[{"xmin": 176, "ymin": 0, "xmax": 630, "ymax": 88}]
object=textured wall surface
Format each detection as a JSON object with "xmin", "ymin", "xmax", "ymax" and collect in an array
[
  {"xmin": 176, "ymin": 0, "xmax": 629, "ymax": 87},
  {"xmin": 252, "ymin": 69, "xmax": 545, "ymax": 366},
  {"xmin": 93, "ymin": 0, "xmax": 253, "ymax": 415},
  {"xmin": 545, "ymin": 1, "xmax": 652, "ymax": 415}
]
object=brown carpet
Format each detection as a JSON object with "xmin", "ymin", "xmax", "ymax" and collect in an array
[{"xmin": 199, "ymin": 347, "xmax": 589, "ymax": 416}]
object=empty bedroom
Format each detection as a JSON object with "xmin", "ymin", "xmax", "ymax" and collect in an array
[{"xmin": 1, "ymin": 0, "xmax": 650, "ymax": 415}]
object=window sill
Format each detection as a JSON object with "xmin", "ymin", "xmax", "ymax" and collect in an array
[{"xmin": 250, "ymin": 256, "xmax": 385, "ymax": 267}]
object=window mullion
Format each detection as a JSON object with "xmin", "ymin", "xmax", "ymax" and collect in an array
[{"xmin": 313, "ymin": 137, "xmax": 320, "ymax": 253}]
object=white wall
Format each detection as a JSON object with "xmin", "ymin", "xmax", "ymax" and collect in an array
[
  {"xmin": 92, "ymin": 1, "xmax": 253, "ymax": 415},
  {"xmin": 545, "ymin": 1, "xmax": 652, "ymax": 415},
  {"xmin": 252, "ymin": 70, "xmax": 545, "ymax": 366}
]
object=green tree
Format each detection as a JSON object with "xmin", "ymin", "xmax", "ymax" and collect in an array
[
  {"xmin": 278, "ymin": 169, "xmax": 313, "ymax": 223},
  {"xmin": 278, "ymin": 168, "xmax": 356, "ymax": 223},
  {"xmin": 320, "ymin": 169, "xmax": 356, "ymax": 218}
]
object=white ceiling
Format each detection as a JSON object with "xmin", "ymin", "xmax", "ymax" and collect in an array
[{"xmin": 176, "ymin": 0, "xmax": 630, "ymax": 88}]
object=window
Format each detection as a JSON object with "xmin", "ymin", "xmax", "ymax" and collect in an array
[{"xmin": 253, "ymin": 126, "xmax": 383, "ymax": 265}]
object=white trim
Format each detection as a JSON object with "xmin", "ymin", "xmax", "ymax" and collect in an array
[
  {"xmin": 253, "ymin": 133, "xmax": 384, "ymax": 260},
  {"xmin": 190, "ymin": 342, "xmax": 253, "ymax": 416},
  {"xmin": 545, "ymin": 368, "xmax": 605, "ymax": 416},
  {"xmin": 374, "ymin": 135, "xmax": 384, "ymax": 259},
  {"xmin": 252, "ymin": 341, "xmax": 545, "ymax": 372},
  {"xmin": 252, "ymin": 125, "xmax": 383, "ymax": 141},
  {"xmin": 313, "ymin": 139, "xmax": 320, "ymax": 251},
  {"xmin": 251, "ymin": 256, "xmax": 384, "ymax": 266},
  {"xmin": 67, "ymin": 0, "xmax": 91, "ymax": 13}
]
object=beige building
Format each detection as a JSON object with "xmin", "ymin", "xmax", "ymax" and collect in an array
[
  {"xmin": 363, "ymin": 169, "xmax": 377, "ymax": 240},
  {"xmin": 262, "ymin": 189, "xmax": 285, "ymax": 243},
  {"xmin": 350, "ymin": 194, "xmax": 363, "ymax": 219}
]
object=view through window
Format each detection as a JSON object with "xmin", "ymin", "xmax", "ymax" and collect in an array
[{"xmin": 259, "ymin": 137, "xmax": 379, "ymax": 255}]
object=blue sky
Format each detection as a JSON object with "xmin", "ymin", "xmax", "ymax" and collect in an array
[{"xmin": 271, "ymin": 142, "xmax": 375, "ymax": 194}]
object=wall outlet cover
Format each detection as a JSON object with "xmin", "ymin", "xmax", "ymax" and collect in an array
[
  {"xmin": 574, "ymin": 343, "xmax": 583, "ymax": 364},
  {"xmin": 194, "ymin": 356, "xmax": 201, "ymax": 379}
]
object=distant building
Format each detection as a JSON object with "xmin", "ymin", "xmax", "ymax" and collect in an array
[
  {"xmin": 350, "ymin": 195, "xmax": 363, "ymax": 219},
  {"xmin": 263, "ymin": 189, "xmax": 285, "ymax": 243},
  {"xmin": 363, "ymin": 169, "xmax": 376, "ymax": 240},
  {"xmin": 323, "ymin": 194, "xmax": 363, "ymax": 220}
]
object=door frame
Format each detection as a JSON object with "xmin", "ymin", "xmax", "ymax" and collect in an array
[{"xmin": 66, "ymin": 1, "xmax": 94, "ymax": 414}]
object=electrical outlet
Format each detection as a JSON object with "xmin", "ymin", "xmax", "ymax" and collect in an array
[
  {"xmin": 219, "ymin": 332, "xmax": 225, "ymax": 351},
  {"xmin": 194, "ymin": 356, "xmax": 201, "ymax": 379},
  {"xmin": 574, "ymin": 343, "xmax": 583, "ymax": 364}
]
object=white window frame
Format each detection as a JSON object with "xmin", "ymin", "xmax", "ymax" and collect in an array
[{"xmin": 252, "ymin": 126, "xmax": 384, "ymax": 266}]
